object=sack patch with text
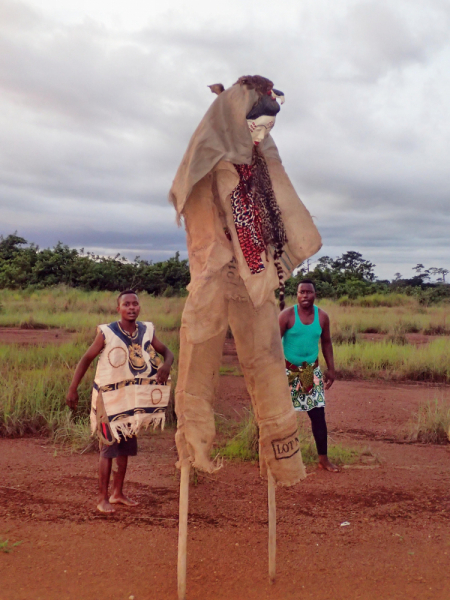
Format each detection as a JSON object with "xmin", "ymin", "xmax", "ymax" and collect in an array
[{"xmin": 271, "ymin": 431, "xmax": 300, "ymax": 460}]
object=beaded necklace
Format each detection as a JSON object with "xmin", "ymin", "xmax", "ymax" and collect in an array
[{"xmin": 118, "ymin": 322, "xmax": 139, "ymax": 340}]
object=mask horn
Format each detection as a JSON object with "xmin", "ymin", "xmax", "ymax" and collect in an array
[
  {"xmin": 208, "ymin": 83, "xmax": 225, "ymax": 95},
  {"xmin": 271, "ymin": 88, "xmax": 285, "ymax": 104}
]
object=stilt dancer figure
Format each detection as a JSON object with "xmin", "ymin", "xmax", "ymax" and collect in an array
[{"xmin": 169, "ymin": 76, "xmax": 323, "ymax": 598}]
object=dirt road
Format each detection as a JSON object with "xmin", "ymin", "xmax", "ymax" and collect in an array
[{"xmin": 1, "ymin": 338, "xmax": 450, "ymax": 599}]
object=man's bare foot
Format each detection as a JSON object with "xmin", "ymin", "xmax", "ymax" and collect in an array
[
  {"xmin": 109, "ymin": 493, "xmax": 139, "ymax": 507},
  {"xmin": 318, "ymin": 456, "xmax": 340, "ymax": 472},
  {"xmin": 97, "ymin": 498, "xmax": 115, "ymax": 513}
]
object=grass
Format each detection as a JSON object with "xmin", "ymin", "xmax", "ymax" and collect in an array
[
  {"xmin": 0, "ymin": 288, "xmax": 448, "ymax": 338},
  {"xmin": 297, "ymin": 431, "xmax": 359, "ymax": 466},
  {"xmin": 0, "ymin": 538, "xmax": 22, "ymax": 553},
  {"xmin": 0, "ymin": 287, "xmax": 449, "ymax": 444},
  {"xmin": 1, "ymin": 287, "xmax": 448, "ymax": 344},
  {"xmin": 333, "ymin": 338, "xmax": 450, "ymax": 382},
  {"xmin": 218, "ymin": 408, "xmax": 361, "ymax": 466},
  {"xmin": 336, "ymin": 293, "xmax": 418, "ymax": 308},
  {"xmin": 0, "ymin": 289, "xmax": 182, "ymax": 446},
  {"xmin": 219, "ymin": 409, "xmax": 259, "ymax": 461},
  {"xmin": 285, "ymin": 294, "xmax": 450, "ymax": 337},
  {"xmin": 0, "ymin": 288, "xmax": 184, "ymax": 333},
  {"xmin": 219, "ymin": 366, "xmax": 243, "ymax": 376},
  {"xmin": 52, "ymin": 412, "xmax": 95, "ymax": 452},
  {"xmin": 296, "ymin": 416, "xmax": 360, "ymax": 466},
  {"xmin": 0, "ymin": 329, "xmax": 179, "ymax": 446},
  {"xmin": 0, "ymin": 347, "xmax": 93, "ymax": 440},
  {"xmin": 406, "ymin": 399, "xmax": 450, "ymax": 444}
]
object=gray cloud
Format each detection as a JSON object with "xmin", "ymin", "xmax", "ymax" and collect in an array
[{"xmin": 0, "ymin": 0, "xmax": 449, "ymax": 282}]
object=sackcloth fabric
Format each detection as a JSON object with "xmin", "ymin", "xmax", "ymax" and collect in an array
[
  {"xmin": 170, "ymin": 80, "xmax": 322, "ymax": 487},
  {"xmin": 169, "ymin": 83, "xmax": 323, "ymax": 308},
  {"xmin": 175, "ymin": 260, "xmax": 306, "ymax": 486},
  {"xmin": 90, "ymin": 321, "xmax": 170, "ymax": 444},
  {"xmin": 286, "ymin": 365, "xmax": 326, "ymax": 412}
]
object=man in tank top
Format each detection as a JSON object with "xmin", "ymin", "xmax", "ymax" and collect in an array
[{"xmin": 279, "ymin": 279, "xmax": 339, "ymax": 472}]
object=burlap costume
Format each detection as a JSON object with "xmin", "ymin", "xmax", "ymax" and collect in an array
[{"xmin": 170, "ymin": 80, "xmax": 322, "ymax": 486}]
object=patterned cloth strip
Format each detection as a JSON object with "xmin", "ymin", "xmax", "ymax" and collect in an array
[
  {"xmin": 231, "ymin": 163, "xmax": 266, "ymax": 274},
  {"xmin": 286, "ymin": 364, "xmax": 326, "ymax": 412}
]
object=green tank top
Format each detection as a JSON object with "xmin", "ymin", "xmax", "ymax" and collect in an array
[{"xmin": 282, "ymin": 305, "xmax": 322, "ymax": 365}]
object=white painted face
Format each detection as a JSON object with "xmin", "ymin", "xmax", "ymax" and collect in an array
[{"xmin": 246, "ymin": 115, "xmax": 276, "ymax": 146}]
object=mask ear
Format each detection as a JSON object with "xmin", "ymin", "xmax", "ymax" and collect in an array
[
  {"xmin": 271, "ymin": 88, "xmax": 285, "ymax": 104},
  {"xmin": 208, "ymin": 83, "xmax": 225, "ymax": 95}
]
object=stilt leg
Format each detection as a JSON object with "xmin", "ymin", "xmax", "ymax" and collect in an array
[
  {"xmin": 178, "ymin": 461, "xmax": 191, "ymax": 600},
  {"xmin": 268, "ymin": 467, "xmax": 276, "ymax": 584}
]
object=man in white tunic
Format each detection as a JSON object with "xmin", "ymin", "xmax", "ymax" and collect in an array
[{"xmin": 66, "ymin": 291, "xmax": 174, "ymax": 513}]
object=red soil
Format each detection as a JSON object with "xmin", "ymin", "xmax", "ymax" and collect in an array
[{"xmin": 1, "ymin": 336, "xmax": 450, "ymax": 600}]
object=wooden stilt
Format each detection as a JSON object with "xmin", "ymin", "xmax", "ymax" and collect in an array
[
  {"xmin": 268, "ymin": 467, "xmax": 276, "ymax": 584},
  {"xmin": 178, "ymin": 461, "xmax": 191, "ymax": 600}
]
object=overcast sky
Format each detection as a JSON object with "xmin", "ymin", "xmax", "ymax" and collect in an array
[{"xmin": 0, "ymin": 0, "xmax": 449, "ymax": 280}]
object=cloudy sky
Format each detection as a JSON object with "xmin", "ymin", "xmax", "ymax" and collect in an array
[{"xmin": 1, "ymin": 0, "xmax": 449, "ymax": 280}]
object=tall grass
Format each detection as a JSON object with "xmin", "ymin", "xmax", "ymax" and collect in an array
[
  {"xmin": 1, "ymin": 288, "xmax": 448, "ymax": 337},
  {"xmin": 0, "ymin": 342, "xmax": 93, "ymax": 438},
  {"xmin": 333, "ymin": 338, "xmax": 450, "ymax": 382},
  {"xmin": 326, "ymin": 304, "xmax": 450, "ymax": 336},
  {"xmin": 336, "ymin": 293, "xmax": 418, "ymax": 308},
  {"xmin": 219, "ymin": 409, "xmax": 259, "ymax": 461},
  {"xmin": 0, "ymin": 288, "xmax": 182, "ymax": 443},
  {"xmin": 284, "ymin": 294, "xmax": 450, "ymax": 336},
  {"xmin": 1, "ymin": 288, "xmax": 449, "ymax": 444},
  {"xmin": 0, "ymin": 327, "xmax": 180, "ymax": 443},
  {"xmin": 296, "ymin": 414, "xmax": 360, "ymax": 465},
  {"xmin": 0, "ymin": 288, "xmax": 184, "ymax": 332},
  {"xmin": 406, "ymin": 399, "xmax": 450, "ymax": 444},
  {"xmin": 218, "ymin": 408, "xmax": 360, "ymax": 466}
]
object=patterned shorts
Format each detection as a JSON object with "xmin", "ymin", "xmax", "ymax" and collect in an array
[{"xmin": 286, "ymin": 366, "xmax": 326, "ymax": 412}]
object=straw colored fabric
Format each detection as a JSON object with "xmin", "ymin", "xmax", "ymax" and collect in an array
[
  {"xmin": 169, "ymin": 83, "xmax": 260, "ymax": 218},
  {"xmin": 170, "ymin": 79, "xmax": 322, "ymax": 486},
  {"xmin": 90, "ymin": 322, "xmax": 169, "ymax": 444},
  {"xmin": 170, "ymin": 83, "xmax": 322, "ymax": 333},
  {"xmin": 175, "ymin": 262, "xmax": 306, "ymax": 486}
]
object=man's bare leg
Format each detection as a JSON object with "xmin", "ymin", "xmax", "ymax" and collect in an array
[
  {"xmin": 109, "ymin": 455, "xmax": 138, "ymax": 506},
  {"xmin": 98, "ymin": 456, "xmax": 115, "ymax": 513},
  {"xmin": 318, "ymin": 455, "xmax": 340, "ymax": 472}
]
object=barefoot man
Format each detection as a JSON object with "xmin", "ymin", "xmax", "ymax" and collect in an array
[
  {"xmin": 66, "ymin": 291, "xmax": 174, "ymax": 512},
  {"xmin": 279, "ymin": 279, "xmax": 339, "ymax": 472}
]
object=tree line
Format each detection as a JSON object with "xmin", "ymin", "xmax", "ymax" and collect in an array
[
  {"xmin": 0, "ymin": 234, "xmax": 189, "ymax": 296},
  {"xmin": 0, "ymin": 234, "xmax": 448, "ymax": 302},
  {"xmin": 285, "ymin": 251, "xmax": 449, "ymax": 303}
]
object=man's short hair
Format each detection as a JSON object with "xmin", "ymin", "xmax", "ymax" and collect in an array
[
  {"xmin": 298, "ymin": 279, "xmax": 315, "ymax": 290},
  {"xmin": 117, "ymin": 290, "xmax": 138, "ymax": 304}
]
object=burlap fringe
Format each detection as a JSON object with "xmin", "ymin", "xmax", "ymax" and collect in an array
[
  {"xmin": 109, "ymin": 413, "xmax": 166, "ymax": 442},
  {"xmin": 94, "ymin": 388, "xmax": 166, "ymax": 446}
]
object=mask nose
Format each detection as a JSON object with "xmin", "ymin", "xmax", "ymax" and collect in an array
[{"xmin": 255, "ymin": 129, "xmax": 266, "ymax": 143}]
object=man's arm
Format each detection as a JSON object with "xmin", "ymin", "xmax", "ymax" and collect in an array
[
  {"xmin": 319, "ymin": 310, "xmax": 336, "ymax": 390},
  {"xmin": 66, "ymin": 331, "xmax": 105, "ymax": 410},
  {"xmin": 279, "ymin": 306, "xmax": 295, "ymax": 338},
  {"xmin": 152, "ymin": 334, "xmax": 174, "ymax": 384}
]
